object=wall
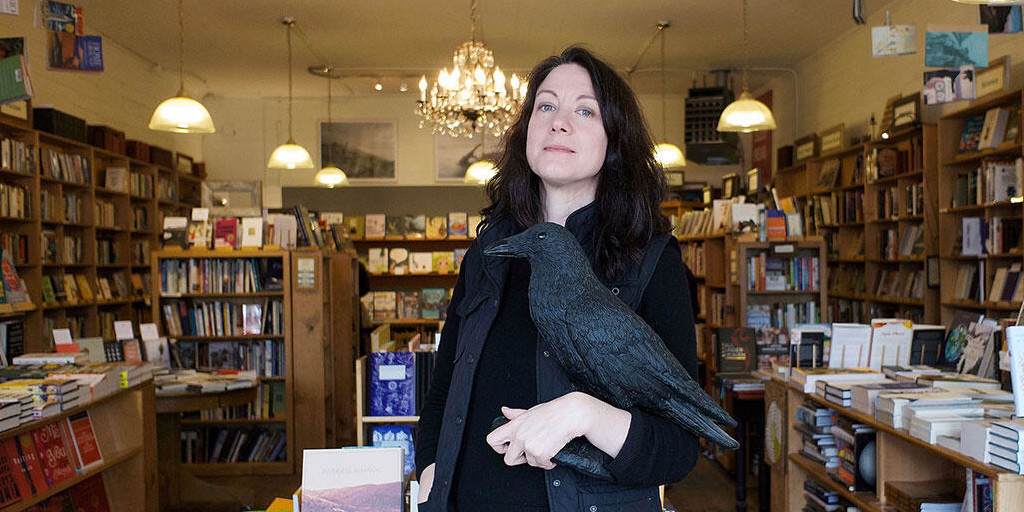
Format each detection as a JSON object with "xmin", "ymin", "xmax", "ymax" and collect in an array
[
  {"xmin": 0, "ymin": 8, "xmax": 203, "ymax": 158},
  {"xmin": 766, "ymin": 0, "xmax": 1024, "ymax": 147}
]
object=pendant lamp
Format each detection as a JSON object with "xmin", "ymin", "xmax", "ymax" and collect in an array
[
  {"xmin": 316, "ymin": 73, "xmax": 349, "ymax": 188},
  {"xmin": 717, "ymin": 0, "xmax": 777, "ymax": 133},
  {"xmin": 653, "ymin": 22, "xmax": 685, "ymax": 168},
  {"xmin": 268, "ymin": 18, "xmax": 314, "ymax": 170},
  {"xmin": 149, "ymin": 0, "xmax": 215, "ymax": 134}
]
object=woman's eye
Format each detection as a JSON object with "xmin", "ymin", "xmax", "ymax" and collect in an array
[
  {"xmin": 538, "ymin": 104, "xmax": 555, "ymax": 112},
  {"xmin": 578, "ymin": 108, "xmax": 593, "ymax": 117}
]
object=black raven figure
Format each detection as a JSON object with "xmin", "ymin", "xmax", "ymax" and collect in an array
[{"xmin": 484, "ymin": 222, "xmax": 738, "ymax": 480}]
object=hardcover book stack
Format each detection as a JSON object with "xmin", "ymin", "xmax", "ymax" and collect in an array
[
  {"xmin": 794, "ymin": 401, "xmax": 839, "ymax": 470},
  {"xmin": 829, "ymin": 416, "xmax": 875, "ymax": 492},
  {"xmin": 883, "ymin": 479, "xmax": 963, "ymax": 512},
  {"xmin": 987, "ymin": 419, "xmax": 1024, "ymax": 474}
]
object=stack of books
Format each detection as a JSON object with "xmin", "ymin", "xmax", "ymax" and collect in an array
[
  {"xmin": 849, "ymin": 380, "xmax": 927, "ymax": 415},
  {"xmin": 815, "ymin": 377, "xmax": 889, "ymax": 407},
  {"xmin": 830, "ymin": 416, "xmax": 876, "ymax": 492},
  {"xmin": 794, "ymin": 402, "xmax": 839, "ymax": 470},
  {"xmin": 790, "ymin": 366, "xmax": 885, "ymax": 393},
  {"xmin": 874, "ymin": 390, "xmax": 977, "ymax": 429},
  {"xmin": 883, "ymin": 480, "xmax": 963, "ymax": 512},
  {"xmin": 988, "ymin": 419, "xmax": 1024, "ymax": 474}
]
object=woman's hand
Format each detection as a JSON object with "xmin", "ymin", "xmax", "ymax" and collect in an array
[
  {"xmin": 417, "ymin": 463, "xmax": 435, "ymax": 504},
  {"xmin": 485, "ymin": 392, "xmax": 631, "ymax": 469}
]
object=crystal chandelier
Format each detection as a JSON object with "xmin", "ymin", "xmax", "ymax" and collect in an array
[{"xmin": 416, "ymin": 0, "xmax": 525, "ymax": 138}]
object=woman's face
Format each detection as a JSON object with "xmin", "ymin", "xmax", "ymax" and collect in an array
[{"xmin": 526, "ymin": 63, "xmax": 608, "ymax": 192}]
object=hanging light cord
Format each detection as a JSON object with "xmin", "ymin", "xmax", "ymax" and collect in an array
[
  {"xmin": 326, "ymin": 77, "xmax": 333, "ymax": 163},
  {"xmin": 659, "ymin": 23, "xmax": 668, "ymax": 142},
  {"xmin": 286, "ymin": 20, "xmax": 295, "ymax": 139},
  {"xmin": 741, "ymin": 0, "xmax": 749, "ymax": 93},
  {"xmin": 470, "ymin": 0, "xmax": 478, "ymax": 42},
  {"xmin": 177, "ymin": 0, "xmax": 185, "ymax": 92}
]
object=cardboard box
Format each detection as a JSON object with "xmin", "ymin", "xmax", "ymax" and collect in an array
[
  {"xmin": 87, "ymin": 125, "xmax": 126, "ymax": 154},
  {"xmin": 33, "ymin": 107, "xmax": 87, "ymax": 143}
]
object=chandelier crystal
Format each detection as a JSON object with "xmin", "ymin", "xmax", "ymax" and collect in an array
[{"xmin": 416, "ymin": 0, "xmax": 525, "ymax": 138}]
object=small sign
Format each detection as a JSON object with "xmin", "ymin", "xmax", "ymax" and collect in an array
[
  {"xmin": 794, "ymin": 135, "xmax": 818, "ymax": 163},
  {"xmin": 140, "ymin": 322, "xmax": 160, "ymax": 341},
  {"xmin": 819, "ymin": 124, "xmax": 845, "ymax": 154},
  {"xmin": 976, "ymin": 55, "xmax": 1010, "ymax": 99},
  {"xmin": 297, "ymin": 257, "xmax": 316, "ymax": 289},
  {"xmin": 774, "ymin": 244, "xmax": 795, "ymax": 254},
  {"xmin": 114, "ymin": 320, "xmax": 134, "ymax": 341},
  {"xmin": 52, "ymin": 328, "xmax": 73, "ymax": 347}
]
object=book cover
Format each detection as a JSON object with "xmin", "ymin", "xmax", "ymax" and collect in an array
[
  {"xmin": 868, "ymin": 319, "xmax": 913, "ymax": 370},
  {"xmin": 345, "ymin": 216, "xmax": 365, "ymax": 240},
  {"xmin": 242, "ymin": 303, "xmax": 264, "ymax": 335},
  {"xmin": 188, "ymin": 208, "xmax": 211, "ymax": 248},
  {"xmin": 371, "ymin": 425, "xmax": 415, "ymax": 477},
  {"xmin": 121, "ymin": 339, "xmax": 142, "ymax": 364},
  {"xmin": 31, "ymin": 422, "xmax": 76, "ymax": 486},
  {"xmin": 371, "ymin": 291, "xmax": 397, "ymax": 322},
  {"xmin": 240, "ymin": 217, "xmax": 263, "ymax": 248},
  {"xmin": 959, "ymin": 115, "xmax": 987, "ymax": 153},
  {"xmin": 67, "ymin": 473, "xmax": 111, "ymax": 512},
  {"xmin": 75, "ymin": 274, "xmax": 93, "ymax": 302},
  {"xmin": 0, "ymin": 437, "xmax": 30, "ymax": 507},
  {"xmin": 40, "ymin": 276, "xmax": 56, "ymax": 303},
  {"xmin": 62, "ymin": 274, "xmax": 79, "ymax": 303},
  {"xmin": 408, "ymin": 252, "xmax": 433, "ymax": 274},
  {"xmin": 715, "ymin": 327, "xmax": 756, "ymax": 373},
  {"xmin": 829, "ymin": 323, "xmax": 872, "ymax": 368},
  {"xmin": 369, "ymin": 351, "xmax": 415, "ymax": 416},
  {"xmin": 979, "ymin": 107, "xmax": 1010, "ymax": 150},
  {"xmin": 432, "ymin": 251, "xmax": 455, "ymax": 274},
  {"xmin": 161, "ymin": 216, "xmax": 188, "ymax": 248},
  {"xmin": 766, "ymin": 209, "xmax": 787, "ymax": 239},
  {"xmin": 454, "ymin": 248, "xmax": 468, "ymax": 273},
  {"xmin": 300, "ymin": 447, "xmax": 404, "ymax": 512},
  {"xmin": 407, "ymin": 214, "xmax": 426, "ymax": 239},
  {"xmin": 364, "ymin": 214, "xmax": 386, "ymax": 239},
  {"xmin": 425, "ymin": 216, "xmax": 447, "ymax": 239},
  {"xmin": 15, "ymin": 433, "xmax": 48, "ymax": 495},
  {"xmin": 909, "ymin": 324, "xmax": 946, "ymax": 366},
  {"xmin": 421, "ymin": 287, "xmax": 445, "ymax": 319},
  {"xmin": 65, "ymin": 411, "xmax": 103, "ymax": 471},
  {"xmin": 447, "ymin": 212, "xmax": 468, "ymax": 238},
  {"xmin": 756, "ymin": 327, "xmax": 790, "ymax": 370},
  {"xmin": 214, "ymin": 218, "xmax": 238, "ymax": 248},
  {"xmin": 1, "ymin": 250, "xmax": 28, "ymax": 304},
  {"xmin": 384, "ymin": 215, "xmax": 407, "ymax": 239},
  {"xmin": 367, "ymin": 248, "xmax": 389, "ymax": 275},
  {"xmin": 396, "ymin": 290, "xmax": 421, "ymax": 319},
  {"xmin": 388, "ymin": 248, "xmax": 409, "ymax": 275},
  {"xmin": 143, "ymin": 337, "xmax": 171, "ymax": 369}
]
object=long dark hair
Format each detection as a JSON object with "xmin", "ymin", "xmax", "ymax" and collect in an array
[{"xmin": 481, "ymin": 45, "xmax": 669, "ymax": 280}]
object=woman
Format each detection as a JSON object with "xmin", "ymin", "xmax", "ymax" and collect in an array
[{"xmin": 416, "ymin": 46, "xmax": 699, "ymax": 511}]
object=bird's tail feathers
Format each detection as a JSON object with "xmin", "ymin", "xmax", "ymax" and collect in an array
[
  {"xmin": 666, "ymin": 399, "xmax": 739, "ymax": 450},
  {"xmin": 669, "ymin": 379, "xmax": 738, "ymax": 427}
]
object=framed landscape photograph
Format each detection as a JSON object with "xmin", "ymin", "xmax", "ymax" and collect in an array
[
  {"xmin": 435, "ymin": 133, "xmax": 501, "ymax": 182},
  {"xmin": 320, "ymin": 121, "xmax": 397, "ymax": 181}
]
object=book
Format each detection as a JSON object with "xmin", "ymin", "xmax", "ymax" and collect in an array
[
  {"xmin": 0, "ymin": 437, "xmax": 30, "ymax": 507},
  {"xmin": 240, "ymin": 217, "xmax": 263, "ymax": 248},
  {"xmin": 388, "ymin": 248, "xmax": 409, "ymax": 275},
  {"xmin": 188, "ymin": 207, "xmax": 211, "ymax": 248},
  {"xmin": 384, "ymin": 215, "xmax": 407, "ymax": 239},
  {"xmin": 0, "ymin": 54, "xmax": 33, "ymax": 106},
  {"xmin": 447, "ymin": 212, "xmax": 468, "ymax": 238},
  {"xmin": 979, "ymin": 107, "xmax": 1010, "ymax": 150},
  {"xmin": 372, "ymin": 291, "xmax": 397, "ymax": 322},
  {"xmin": 432, "ymin": 251, "xmax": 455, "ymax": 274},
  {"xmin": 67, "ymin": 473, "xmax": 111, "ymax": 512},
  {"xmin": 368, "ymin": 351, "xmax": 415, "ymax": 416},
  {"xmin": 790, "ymin": 367, "xmax": 885, "ymax": 393},
  {"xmin": 65, "ymin": 411, "xmax": 103, "ymax": 471},
  {"xmin": 0, "ymin": 250, "xmax": 29, "ymax": 305},
  {"xmin": 959, "ymin": 115, "xmax": 986, "ymax": 153},
  {"xmin": 396, "ymin": 290, "xmax": 421, "ymax": 320},
  {"xmin": 715, "ymin": 327, "xmax": 756, "ymax": 373},
  {"xmin": 214, "ymin": 218, "xmax": 238, "ymax": 248},
  {"xmin": 364, "ymin": 214, "xmax": 386, "ymax": 239},
  {"xmin": 300, "ymin": 447, "xmax": 404, "ymax": 512},
  {"xmin": 868, "ymin": 319, "xmax": 913, "ymax": 371},
  {"xmin": 371, "ymin": 425, "xmax": 415, "ymax": 476},
  {"xmin": 162, "ymin": 216, "xmax": 189, "ymax": 248},
  {"xmin": 790, "ymin": 324, "xmax": 830, "ymax": 368},
  {"xmin": 409, "ymin": 252, "xmax": 433, "ymax": 274},
  {"xmin": 425, "ymin": 216, "xmax": 447, "ymax": 239},
  {"xmin": 367, "ymin": 248, "xmax": 389, "ymax": 274},
  {"xmin": 468, "ymin": 215, "xmax": 482, "ymax": 238},
  {"xmin": 1008, "ymin": 326, "xmax": 1024, "ymax": 417},
  {"xmin": 31, "ymin": 421, "xmax": 76, "ymax": 486},
  {"xmin": 829, "ymin": 323, "xmax": 872, "ymax": 368},
  {"xmin": 407, "ymin": 214, "xmax": 426, "ymax": 239},
  {"xmin": 344, "ymin": 215, "xmax": 365, "ymax": 239},
  {"xmin": 421, "ymin": 288, "xmax": 446, "ymax": 319},
  {"xmin": 75, "ymin": 274, "xmax": 94, "ymax": 302},
  {"xmin": 910, "ymin": 325, "xmax": 946, "ymax": 367}
]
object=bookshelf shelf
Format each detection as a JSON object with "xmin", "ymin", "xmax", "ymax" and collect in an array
[
  {"xmin": 172, "ymin": 335, "xmax": 287, "ymax": 341},
  {"xmin": 944, "ymin": 143, "xmax": 1022, "ymax": 165},
  {"xmin": 180, "ymin": 418, "xmax": 288, "ymax": 426},
  {"xmin": 183, "ymin": 461, "xmax": 293, "ymax": 477},
  {"xmin": 158, "ymin": 291, "xmax": 287, "ymax": 299},
  {"xmin": 867, "ymin": 168, "xmax": 924, "ymax": 186},
  {"xmin": 789, "ymin": 453, "xmax": 884, "ymax": 512}
]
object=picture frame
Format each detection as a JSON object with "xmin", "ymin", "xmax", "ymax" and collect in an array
[
  {"xmin": 819, "ymin": 124, "xmax": 845, "ymax": 155},
  {"xmin": 665, "ymin": 170, "xmax": 685, "ymax": 187},
  {"xmin": 435, "ymin": 133, "xmax": 501, "ymax": 182},
  {"xmin": 878, "ymin": 94, "xmax": 902, "ymax": 137},
  {"xmin": 976, "ymin": 55, "xmax": 1011, "ymax": 99},
  {"xmin": 176, "ymin": 153, "xmax": 194, "ymax": 175},
  {"xmin": 320, "ymin": 121, "xmax": 397, "ymax": 181},
  {"xmin": 702, "ymin": 185, "xmax": 719, "ymax": 206},
  {"xmin": 203, "ymin": 180, "xmax": 263, "ymax": 218},
  {"xmin": 794, "ymin": 134, "xmax": 818, "ymax": 163},
  {"xmin": 722, "ymin": 173, "xmax": 738, "ymax": 199},
  {"xmin": 747, "ymin": 168, "xmax": 760, "ymax": 193},
  {"xmin": 892, "ymin": 93, "xmax": 921, "ymax": 129}
]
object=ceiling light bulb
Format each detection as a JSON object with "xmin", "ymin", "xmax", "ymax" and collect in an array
[
  {"xmin": 654, "ymin": 143, "xmax": 685, "ymax": 168},
  {"xmin": 316, "ymin": 166, "xmax": 349, "ymax": 188},
  {"xmin": 465, "ymin": 159, "xmax": 498, "ymax": 184},
  {"xmin": 150, "ymin": 93, "xmax": 215, "ymax": 133},
  {"xmin": 374, "ymin": 81, "xmax": 383, "ymax": 91},
  {"xmin": 400, "ymin": 82, "xmax": 408, "ymax": 93}
]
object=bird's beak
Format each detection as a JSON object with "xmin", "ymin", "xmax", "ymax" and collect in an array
[{"xmin": 483, "ymin": 238, "xmax": 521, "ymax": 258}]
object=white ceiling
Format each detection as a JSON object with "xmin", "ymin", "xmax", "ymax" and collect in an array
[{"xmin": 85, "ymin": 0, "xmax": 897, "ymax": 99}]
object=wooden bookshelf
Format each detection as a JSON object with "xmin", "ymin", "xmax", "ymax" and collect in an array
[
  {"xmin": 937, "ymin": 88, "xmax": 1024, "ymax": 326},
  {"xmin": 0, "ymin": 382, "xmax": 157, "ymax": 512}
]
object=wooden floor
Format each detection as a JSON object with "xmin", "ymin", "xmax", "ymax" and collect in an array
[
  {"xmin": 664, "ymin": 454, "xmax": 760, "ymax": 512},
  {"xmin": 201, "ymin": 452, "xmax": 755, "ymax": 511}
]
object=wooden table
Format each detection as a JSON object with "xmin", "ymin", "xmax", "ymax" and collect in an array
[{"xmin": 156, "ymin": 387, "xmax": 258, "ymax": 512}]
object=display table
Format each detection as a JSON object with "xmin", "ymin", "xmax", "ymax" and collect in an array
[{"xmin": 156, "ymin": 387, "xmax": 259, "ymax": 512}]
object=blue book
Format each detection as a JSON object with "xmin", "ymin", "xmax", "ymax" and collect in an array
[
  {"xmin": 371, "ymin": 425, "xmax": 415, "ymax": 476},
  {"xmin": 369, "ymin": 352, "xmax": 415, "ymax": 417}
]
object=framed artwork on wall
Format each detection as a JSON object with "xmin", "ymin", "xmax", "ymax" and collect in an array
[
  {"xmin": 435, "ymin": 133, "xmax": 501, "ymax": 182},
  {"xmin": 320, "ymin": 121, "xmax": 397, "ymax": 181}
]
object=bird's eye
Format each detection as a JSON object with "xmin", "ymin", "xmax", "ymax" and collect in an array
[{"xmin": 537, "ymin": 232, "xmax": 547, "ymax": 239}]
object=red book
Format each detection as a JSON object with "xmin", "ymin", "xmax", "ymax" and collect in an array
[
  {"xmin": 66, "ymin": 411, "xmax": 104, "ymax": 471},
  {"xmin": 16, "ymin": 433, "xmax": 49, "ymax": 495},
  {"xmin": 31, "ymin": 422, "xmax": 76, "ymax": 486},
  {"xmin": 214, "ymin": 218, "xmax": 238, "ymax": 249},
  {"xmin": 121, "ymin": 339, "xmax": 143, "ymax": 365},
  {"xmin": 0, "ymin": 438, "xmax": 30, "ymax": 507},
  {"xmin": 67, "ymin": 474, "xmax": 110, "ymax": 512}
]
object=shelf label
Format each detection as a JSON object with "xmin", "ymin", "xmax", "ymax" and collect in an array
[
  {"xmin": 773, "ymin": 244, "xmax": 795, "ymax": 254},
  {"xmin": 297, "ymin": 257, "xmax": 316, "ymax": 288}
]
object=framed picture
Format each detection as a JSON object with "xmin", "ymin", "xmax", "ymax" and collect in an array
[
  {"xmin": 176, "ymin": 153, "xmax": 194, "ymax": 175},
  {"xmin": 320, "ymin": 121, "xmax": 397, "ymax": 181},
  {"xmin": 722, "ymin": 173, "xmax": 738, "ymax": 199},
  {"xmin": 203, "ymin": 180, "xmax": 263, "ymax": 218},
  {"xmin": 702, "ymin": 185, "xmax": 719, "ymax": 206},
  {"xmin": 976, "ymin": 55, "xmax": 1011, "ymax": 99},
  {"xmin": 747, "ymin": 168, "xmax": 760, "ymax": 193},
  {"xmin": 819, "ymin": 124, "xmax": 845, "ymax": 154},
  {"xmin": 794, "ymin": 134, "xmax": 818, "ymax": 163},
  {"xmin": 878, "ymin": 94, "xmax": 902, "ymax": 137},
  {"xmin": 435, "ymin": 133, "xmax": 501, "ymax": 182},
  {"xmin": 665, "ymin": 170, "xmax": 684, "ymax": 187},
  {"xmin": 892, "ymin": 93, "xmax": 921, "ymax": 128}
]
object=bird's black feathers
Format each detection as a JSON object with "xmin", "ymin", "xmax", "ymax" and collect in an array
[{"xmin": 484, "ymin": 222, "xmax": 738, "ymax": 480}]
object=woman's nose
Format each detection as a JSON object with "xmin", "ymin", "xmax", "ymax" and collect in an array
[{"xmin": 550, "ymin": 113, "xmax": 570, "ymax": 133}]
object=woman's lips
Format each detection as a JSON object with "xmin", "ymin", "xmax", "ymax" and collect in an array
[{"xmin": 544, "ymin": 145, "xmax": 574, "ymax": 153}]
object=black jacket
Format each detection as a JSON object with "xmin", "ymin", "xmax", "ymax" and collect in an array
[{"xmin": 416, "ymin": 204, "xmax": 699, "ymax": 511}]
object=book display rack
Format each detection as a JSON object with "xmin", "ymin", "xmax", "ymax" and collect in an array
[
  {"xmin": 937, "ymin": 88, "xmax": 1024, "ymax": 326},
  {"xmin": 0, "ymin": 117, "xmax": 201, "ymax": 357}
]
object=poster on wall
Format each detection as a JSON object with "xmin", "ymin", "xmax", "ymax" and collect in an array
[
  {"xmin": 46, "ymin": 32, "xmax": 102, "ymax": 71},
  {"xmin": 435, "ymin": 133, "xmax": 501, "ymax": 182},
  {"xmin": 750, "ymin": 90, "xmax": 773, "ymax": 186},
  {"xmin": 320, "ymin": 121, "xmax": 397, "ymax": 181},
  {"xmin": 871, "ymin": 24, "xmax": 916, "ymax": 57},
  {"xmin": 924, "ymin": 25, "xmax": 988, "ymax": 68},
  {"xmin": 923, "ymin": 66, "xmax": 976, "ymax": 105},
  {"xmin": 980, "ymin": 6, "xmax": 1023, "ymax": 34}
]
